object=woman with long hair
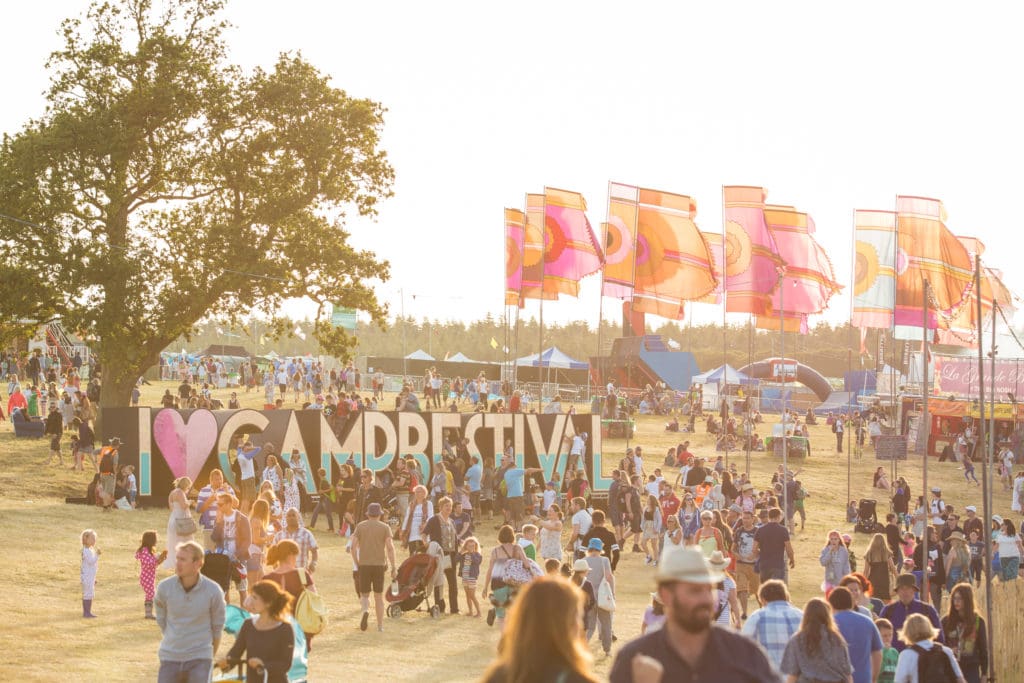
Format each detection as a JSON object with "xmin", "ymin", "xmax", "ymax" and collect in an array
[
  {"xmin": 640, "ymin": 494, "xmax": 663, "ymax": 565},
  {"xmin": 261, "ymin": 454, "xmax": 284, "ymax": 499},
  {"xmin": 216, "ymin": 580, "xmax": 295, "ymax": 683},
  {"xmin": 163, "ymin": 477, "xmax": 194, "ymax": 570},
  {"xmin": 265, "ymin": 539, "xmax": 318, "ymax": 651},
  {"xmin": 482, "ymin": 525, "xmax": 529, "ymax": 631},
  {"xmin": 662, "ymin": 514, "xmax": 684, "ymax": 548},
  {"xmin": 863, "ymin": 533, "xmax": 896, "ymax": 601},
  {"xmin": 994, "ymin": 518, "xmax": 1023, "ymax": 582},
  {"xmin": 941, "ymin": 583, "xmax": 988, "ymax": 683},
  {"xmin": 820, "ymin": 530, "xmax": 851, "ymax": 593},
  {"xmin": 537, "ymin": 504, "xmax": 564, "ymax": 562},
  {"xmin": 481, "ymin": 576, "xmax": 597, "ymax": 683},
  {"xmin": 944, "ymin": 532, "xmax": 971, "ymax": 591},
  {"xmin": 248, "ymin": 499, "xmax": 272, "ymax": 585},
  {"xmin": 780, "ymin": 597, "xmax": 853, "ymax": 683}
]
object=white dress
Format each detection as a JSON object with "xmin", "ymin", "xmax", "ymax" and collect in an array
[
  {"xmin": 164, "ymin": 496, "xmax": 193, "ymax": 570},
  {"xmin": 80, "ymin": 547, "xmax": 98, "ymax": 599},
  {"xmin": 283, "ymin": 479, "xmax": 301, "ymax": 513},
  {"xmin": 539, "ymin": 524, "xmax": 563, "ymax": 560}
]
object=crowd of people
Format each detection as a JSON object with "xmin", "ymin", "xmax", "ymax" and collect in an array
[{"xmin": 1, "ymin": 351, "xmax": 1017, "ymax": 682}]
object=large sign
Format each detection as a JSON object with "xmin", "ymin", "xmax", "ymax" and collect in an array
[
  {"xmin": 101, "ymin": 408, "xmax": 607, "ymax": 502},
  {"xmin": 935, "ymin": 355, "xmax": 1024, "ymax": 399}
]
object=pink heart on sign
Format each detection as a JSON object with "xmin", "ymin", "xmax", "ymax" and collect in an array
[{"xmin": 153, "ymin": 409, "xmax": 218, "ymax": 483}]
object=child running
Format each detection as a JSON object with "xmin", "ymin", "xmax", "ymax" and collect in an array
[
  {"xmin": 135, "ymin": 531, "xmax": 167, "ymax": 619},
  {"xmin": 81, "ymin": 529, "xmax": 100, "ymax": 618},
  {"xmin": 460, "ymin": 537, "xmax": 483, "ymax": 617}
]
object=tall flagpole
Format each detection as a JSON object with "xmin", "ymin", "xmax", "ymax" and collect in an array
[
  {"xmin": 597, "ymin": 182, "xmax": 611, "ymax": 397},
  {"xmin": 721, "ymin": 186, "xmax": 728, "ymax": 440},
  {"xmin": 920, "ymin": 277, "xmax": 931, "ymax": 605},
  {"xmin": 975, "ymin": 256, "xmax": 996, "ymax": 683},
  {"xmin": 540, "ymin": 198, "xmax": 548, "ymax": 405},
  {"xmin": 848, "ymin": 208, "xmax": 856, "ymax": 515}
]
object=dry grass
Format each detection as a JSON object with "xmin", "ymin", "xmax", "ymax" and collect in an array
[{"xmin": 0, "ymin": 381, "xmax": 1019, "ymax": 681}]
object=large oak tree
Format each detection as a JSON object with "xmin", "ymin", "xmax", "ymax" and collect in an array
[{"xmin": 0, "ymin": 0, "xmax": 393, "ymax": 420}]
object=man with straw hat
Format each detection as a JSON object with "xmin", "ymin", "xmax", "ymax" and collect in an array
[{"xmin": 610, "ymin": 545, "xmax": 779, "ymax": 682}]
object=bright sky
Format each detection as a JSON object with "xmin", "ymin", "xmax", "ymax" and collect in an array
[{"xmin": 5, "ymin": 1, "xmax": 1024, "ymax": 330}]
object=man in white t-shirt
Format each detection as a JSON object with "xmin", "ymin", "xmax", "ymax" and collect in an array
[
  {"xmin": 1001, "ymin": 445, "xmax": 1016, "ymax": 490},
  {"xmin": 567, "ymin": 432, "xmax": 587, "ymax": 473},
  {"xmin": 929, "ymin": 487, "xmax": 946, "ymax": 525},
  {"xmin": 568, "ymin": 496, "xmax": 593, "ymax": 560}
]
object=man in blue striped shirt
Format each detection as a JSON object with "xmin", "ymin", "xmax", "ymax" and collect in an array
[{"xmin": 741, "ymin": 580, "xmax": 803, "ymax": 669}]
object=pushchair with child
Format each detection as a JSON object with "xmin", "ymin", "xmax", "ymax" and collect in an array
[
  {"xmin": 385, "ymin": 550, "xmax": 442, "ymax": 619},
  {"xmin": 854, "ymin": 499, "xmax": 882, "ymax": 534}
]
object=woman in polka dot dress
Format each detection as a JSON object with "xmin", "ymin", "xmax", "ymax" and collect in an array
[{"xmin": 135, "ymin": 531, "xmax": 167, "ymax": 620}]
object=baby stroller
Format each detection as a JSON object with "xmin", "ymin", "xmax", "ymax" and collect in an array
[
  {"xmin": 213, "ymin": 603, "xmax": 308, "ymax": 682},
  {"xmin": 385, "ymin": 551, "xmax": 442, "ymax": 619},
  {"xmin": 201, "ymin": 551, "xmax": 245, "ymax": 597},
  {"xmin": 854, "ymin": 499, "xmax": 882, "ymax": 534}
]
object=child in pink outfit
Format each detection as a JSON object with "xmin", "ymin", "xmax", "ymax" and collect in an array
[{"xmin": 135, "ymin": 531, "xmax": 167, "ymax": 619}]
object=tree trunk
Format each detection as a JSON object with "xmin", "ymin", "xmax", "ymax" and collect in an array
[{"xmin": 95, "ymin": 335, "xmax": 162, "ymax": 440}]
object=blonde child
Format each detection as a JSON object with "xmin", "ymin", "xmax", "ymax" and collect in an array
[
  {"xmin": 81, "ymin": 529, "xmax": 100, "ymax": 618},
  {"xmin": 135, "ymin": 531, "xmax": 167, "ymax": 619},
  {"xmin": 460, "ymin": 537, "xmax": 483, "ymax": 617}
]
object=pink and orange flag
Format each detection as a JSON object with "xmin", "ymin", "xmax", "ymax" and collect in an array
[
  {"xmin": 602, "ymin": 183, "xmax": 640, "ymax": 300},
  {"xmin": 934, "ymin": 238, "xmax": 1014, "ymax": 347},
  {"xmin": 893, "ymin": 195, "xmax": 974, "ymax": 339},
  {"xmin": 504, "ymin": 208, "xmax": 525, "ymax": 306},
  {"xmin": 722, "ymin": 186, "xmax": 784, "ymax": 316},
  {"xmin": 852, "ymin": 209, "xmax": 897, "ymax": 330},
  {"xmin": 762, "ymin": 205, "xmax": 842, "ymax": 317},
  {"xmin": 602, "ymin": 182, "xmax": 717, "ymax": 319},
  {"xmin": 541, "ymin": 187, "xmax": 603, "ymax": 298},
  {"xmin": 519, "ymin": 193, "xmax": 557, "ymax": 303}
]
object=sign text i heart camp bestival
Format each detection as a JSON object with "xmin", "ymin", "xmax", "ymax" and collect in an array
[{"xmin": 101, "ymin": 407, "xmax": 606, "ymax": 503}]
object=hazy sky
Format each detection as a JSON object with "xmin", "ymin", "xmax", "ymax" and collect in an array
[{"xmin": 5, "ymin": 1, "xmax": 1023, "ymax": 331}]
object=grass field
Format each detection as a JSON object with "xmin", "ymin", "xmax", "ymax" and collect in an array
[{"xmin": 0, "ymin": 381, "xmax": 1018, "ymax": 681}]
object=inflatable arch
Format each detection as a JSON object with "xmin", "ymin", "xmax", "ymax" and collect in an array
[{"xmin": 738, "ymin": 359, "xmax": 832, "ymax": 402}]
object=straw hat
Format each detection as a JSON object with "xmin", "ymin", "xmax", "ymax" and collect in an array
[
  {"xmin": 572, "ymin": 559, "xmax": 590, "ymax": 573},
  {"xmin": 655, "ymin": 546, "xmax": 724, "ymax": 585},
  {"xmin": 707, "ymin": 550, "xmax": 729, "ymax": 570},
  {"xmin": 948, "ymin": 531, "xmax": 966, "ymax": 542}
]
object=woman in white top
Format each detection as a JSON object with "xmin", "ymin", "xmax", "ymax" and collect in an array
[
  {"xmin": 995, "ymin": 518, "xmax": 1023, "ymax": 582},
  {"xmin": 708, "ymin": 551, "xmax": 741, "ymax": 629},
  {"xmin": 894, "ymin": 613, "xmax": 966, "ymax": 683},
  {"xmin": 401, "ymin": 485, "xmax": 434, "ymax": 554},
  {"xmin": 662, "ymin": 515, "xmax": 684, "ymax": 548},
  {"xmin": 164, "ymin": 477, "xmax": 194, "ymax": 570},
  {"xmin": 537, "ymin": 504, "xmax": 564, "ymax": 561}
]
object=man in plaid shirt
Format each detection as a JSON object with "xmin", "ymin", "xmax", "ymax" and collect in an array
[
  {"xmin": 741, "ymin": 580, "xmax": 802, "ymax": 669},
  {"xmin": 273, "ymin": 507, "xmax": 319, "ymax": 572}
]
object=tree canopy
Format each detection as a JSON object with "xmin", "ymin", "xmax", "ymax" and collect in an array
[{"xmin": 0, "ymin": 0, "xmax": 393, "ymax": 412}]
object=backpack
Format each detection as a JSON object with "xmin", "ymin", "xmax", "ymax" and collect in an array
[
  {"xmin": 911, "ymin": 644, "xmax": 958, "ymax": 683},
  {"xmin": 98, "ymin": 447, "xmax": 116, "ymax": 474},
  {"xmin": 294, "ymin": 570, "xmax": 328, "ymax": 635}
]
